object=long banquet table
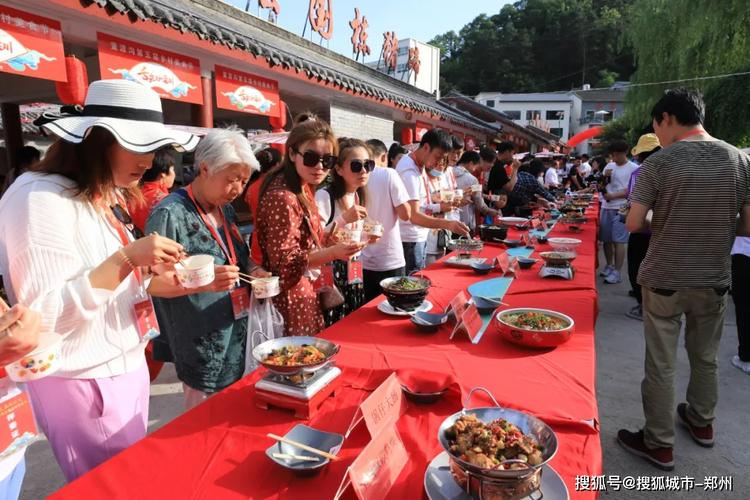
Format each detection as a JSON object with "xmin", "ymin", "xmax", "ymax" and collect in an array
[{"xmin": 52, "ymin": 204, "xmax": 602, "ymax": 500}]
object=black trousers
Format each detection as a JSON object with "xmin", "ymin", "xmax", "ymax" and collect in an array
[
  {"xmin": 627, "ymin": 232, "xmax": 651, "ymax": 305},
  {"xmin": 732, "ymin": 254, "xmax": 750, "ymax": 361},
  {"xmin": 363, "ymin": 267, "xmax": 405, "ymax": 304}
]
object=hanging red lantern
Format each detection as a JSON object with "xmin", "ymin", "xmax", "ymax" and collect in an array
[
  {"xmin": 55, "ymin": 56, "xmax": 88, "ymax": 106},
  {"xmin": 268, "ymin": 101, "xmax": 287, "ymax": 132},
  {"xmin": 401, "ymin": 127, "xmax": 413, "ymax": 145}
]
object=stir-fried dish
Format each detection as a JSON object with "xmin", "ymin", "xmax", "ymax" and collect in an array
[
  {"xmin": 446, "ymin": 414, "xmax": 543, "ymax": 469},
  {"xmin": 502, "ymin": 312, "xmax": 569, "ymax": 331},
  {"xmin": 386, "ymin": 277, "xmax": 427, "ymax": 292},
  {"xmin": 264, "ymin": 345, "xmax": 326, "ymax": 366}
]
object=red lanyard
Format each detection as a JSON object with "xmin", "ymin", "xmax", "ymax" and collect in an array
[
  {"xmin": 186, "ymin": 185, "xmax": 237, "ymax": 265},
  {"xmin": 420, "ymin": 169, "xmax": 433, "ymax": 205},
  {"xmin": 445, "ymin": 167, "xmax": 457, "ymax": 190},
  {"xmin": 675, "ymin": 129, "xmax": 705, "ymax": 142}
]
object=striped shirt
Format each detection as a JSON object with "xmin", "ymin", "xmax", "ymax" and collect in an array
[{"xmin": 632, "ymin": 140, "xmax": 750, "ymax": 289}]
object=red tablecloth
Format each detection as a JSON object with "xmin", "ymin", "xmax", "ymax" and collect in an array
[{"xmin": 52, "ymin": 206, "xmax": 602, "ymax": 500}]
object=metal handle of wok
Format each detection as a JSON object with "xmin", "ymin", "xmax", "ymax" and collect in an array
[{"xmin": 463, "ymin": 387, "xmax": 501, "ymax": 410}]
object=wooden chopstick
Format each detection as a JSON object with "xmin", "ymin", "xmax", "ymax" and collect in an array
[
  {"xmin": 238, "ymin": 272, "xmax": 256, "ymax": 280},
  {"xmin": 272, "ymin": 452, "xmax": 320, "ymax": 462},
  {"xmin": 238, "ymin": 276, "xmax": 254, "ymax": 286},
  {"xmin": 266, "ymin": 433, "xmax": 340, "ymax": 461}
]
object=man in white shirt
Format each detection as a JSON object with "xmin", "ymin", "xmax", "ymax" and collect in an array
[
  {"xmin": 578, "ymin": 154, "xmax": 592, "ymax": 178},
  {"xmin": 361, "ymin": 156, "xmax": 412, "ymax": 302},
  {"xmin": 366, "ymin": 139, "xmax": 389, "ymax": 168},
  {"xmin": 396, "ymin": 129, "xmax": 470, "ymax": 273},
  {"xmin": 544, "ymin": 164, "xmax": 560, "ymax": 188},
  {"xmin": 600, "ymin": 141, "xmax": 639, "ymax": 284}
]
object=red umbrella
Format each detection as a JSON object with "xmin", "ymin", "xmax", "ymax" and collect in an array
[{"xmin": 567, "ymin": 126, "xmax": 604, "ymax": 147}]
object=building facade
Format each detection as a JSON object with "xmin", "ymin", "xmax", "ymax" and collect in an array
[{"xmin": 474, "ymin": 92, "xmax": 576, "ymax": 142}]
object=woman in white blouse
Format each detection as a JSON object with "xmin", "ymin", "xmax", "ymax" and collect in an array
[
  {"xmin": 0, "ymin": 80, "xmax": 238, "ymax": 481},
  {"xmin": 315, "ymin": 138, "xmax": 374, "ymax": 322}
]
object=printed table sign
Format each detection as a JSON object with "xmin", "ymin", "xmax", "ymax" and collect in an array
[
  {"xmin": 346, "ymin": 372, "xmax": 404, "ymax": 439},
  {"xmin": 448, "ymin": 290, "xmax": 469, "ymax": 318},
  {"xmin": 450, "ymin": 304, "xmax": 483, "ymax": 344},
  {"xmin": 334, "ymin": 424, "xmax": 408, "ymax": 500}
]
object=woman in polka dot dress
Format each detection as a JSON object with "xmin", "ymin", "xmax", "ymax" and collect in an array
[{"xmin": 256, "ymin": 115, "xmax": 365, "ymax": 336}]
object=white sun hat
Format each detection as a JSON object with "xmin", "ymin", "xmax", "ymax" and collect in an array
[{"xmin": 40, "ymin": 79, "xmax": 200, "ymax": 153}]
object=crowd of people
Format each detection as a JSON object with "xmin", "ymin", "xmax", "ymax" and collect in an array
[{"xmin": 0, "ymin": 79, "xmax": 747, "ymax": 496}]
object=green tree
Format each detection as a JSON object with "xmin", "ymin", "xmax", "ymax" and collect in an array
[
  {"xmin": 429, "ymin": 0, "xmax": 635, "ymax": 94},
  {"xmin": 624, "ymin": 0, "xmax": 750, "ymax": 146}
]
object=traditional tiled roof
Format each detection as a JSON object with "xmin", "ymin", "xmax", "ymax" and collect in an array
[{"xmin": 81, "ymin": 0, "xmax": 500, "ymax": 134}]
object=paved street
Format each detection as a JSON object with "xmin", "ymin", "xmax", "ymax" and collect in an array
[{"xmin": 21, "ymin": 250, "xmax": 749, "ymax": 499}]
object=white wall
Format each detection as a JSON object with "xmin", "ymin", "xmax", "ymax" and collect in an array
[
  {"xmin": 493, "ymin": 102, "xmax": 572, "ymax": 141},
  {"xmin": 329, "ymin": 103, "xmax": 394, "ymax": 143}
]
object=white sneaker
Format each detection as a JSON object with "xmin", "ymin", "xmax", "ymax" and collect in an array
[
  {"xmin": 604, "ymin": 270, "xmax": 622, "ymax": 284},
  {"xmin": 731, "ymin": 355, "xmax": 750, "ymax": 374},
  {"xmin": 599, "ymin": 264, "xmax": 614, "ymax": 277}
]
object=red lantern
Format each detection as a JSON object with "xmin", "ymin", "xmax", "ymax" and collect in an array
[
  {"xmin": 268, "ymin": 101, "xmax": 287, "ymax": 132},
  {"xmin": 55, "ymin": 56, "xmax": 88, "ymax": 106},
  {"xmin": 401, "ymin": 127, "xmax": 413, "ymax": 145}
]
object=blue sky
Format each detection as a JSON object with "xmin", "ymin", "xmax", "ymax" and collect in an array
[{"xmin": 224, "ymin": 0, "xmax": 510, "ymax": 62}]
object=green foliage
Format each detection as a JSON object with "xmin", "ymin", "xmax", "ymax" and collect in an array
[
  {"xmin": 429, "ymin": 0, "xmax": 635, "ymax": 94},
  {"xmin": 624, "ymin": 0, "xmax": 750, "ymax": 147}
]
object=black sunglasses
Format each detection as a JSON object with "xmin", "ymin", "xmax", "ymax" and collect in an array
[
  {"xmin": 112, "ymin": 204, "xmax": 145, "ymax": 240},
  {"xmin": 349, "ymin": 159, "xmax": 376, "ymax": 173},
  {"xmin": 295, "ymin": 149, "xmax": 338, "ymax": 170}
]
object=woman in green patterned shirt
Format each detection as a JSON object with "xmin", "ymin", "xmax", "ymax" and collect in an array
[{"xmin": 147, "ymin": 128, "xmax": 266, "ymax": 410}]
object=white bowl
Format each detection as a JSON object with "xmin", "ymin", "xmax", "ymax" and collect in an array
[
  {"xmin": 176, "ymin": 254, "xmax": 215, "ymax": 288},
  {"xmin": 338, "ymin": 229, "xmax": 362, "ymax": 244},
  {"xmin": 441, "ymin": 190, "xmax": 455, "ymax": 202},
  {"xmin": 363, "ymin": 221, "xmax": 384, "ymax": 237},
  {"xmin": 5, "ymin": 332, "xmax": 63, "ymax": 382},
  {"xmin": 252, "ymin": 276, "xmax": 281, "ymax": 299},
  {"xmin": 547, "ymin": 238, "xmax": 582, "ymax": 252}
]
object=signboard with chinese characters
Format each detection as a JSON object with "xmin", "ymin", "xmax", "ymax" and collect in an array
[
  {"xmin": 97, "ymin": 33, "xmax": 202, "ymax": 105},
  {"xmin": 0, "ymin": 5, "xmax": 65, "ymax": 81},
  {"xmin": 339, "ymin": 425, "xmax": 408, "ymax": 500},
  {"xmin": 306, "ymin": 0, "xmax": 334, "ymax": 40},
  {"xmin": 215, "ymin": 65, "xmax": 280, "ymax": 118},
  {"xmin": 349, "ymin": 8, "xmax": 370, "ymax": 61}
]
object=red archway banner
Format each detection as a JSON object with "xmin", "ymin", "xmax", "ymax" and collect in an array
[
  {"xmin": 567, "ymin": 126, "xmax": 604, "ymax": 147},
  {"xmin": 215, "ymin": 65, "xmax": 281, "ymax": 118},
  {"xmin": 97, "ymin": 32, "xmax": 203, "ymax": 104},
  {"xmin": 0, "ymin": 5, "xmax": 65, "ymax": 81}
]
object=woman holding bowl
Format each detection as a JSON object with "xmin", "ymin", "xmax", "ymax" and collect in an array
[
  {"xmin": 257, "ymin": 115, "xmax": 364, "ymax": 336},
  {"xmin": 146, "ymin": 127, "xmax": 268, "ymax": 410},
  {"xmin": 315, "ymin": 138, "xmax": 375, "ymax": 323},
  {"xmin": 0, "ymin": 79, "xmax": 209, "ymax": 481}
]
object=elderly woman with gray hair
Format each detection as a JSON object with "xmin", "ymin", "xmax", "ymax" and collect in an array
[{"xmin": 147, "ymin": 127, "xmax": 265, "ymax": 409}]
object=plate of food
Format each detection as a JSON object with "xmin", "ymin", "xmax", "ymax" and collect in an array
[
  {"xmin": 424, "ymin": 452, "xmax": 569, "ymax": 500},
  {"xmin": 378, "ymin": 299, "xmax": 434, "ymax": 316},
  {"xmin": 547, "ymin": 237, "xmax": 582, "ymax": 252},
  {"xmin": 498, "ymin": 217, "xmax": 529, "ymax": 226},
  {"xmin": 436, "ymin": 387, "xmax": 558, "ymax": 496},
  {"xmin": 539, "ymin": 251, "xmax": 577, "ymax": 266},
  {"xmin": 380, "ymin": 276, "xmax": 431, "ymax": 311},
  {"xmin": 252, "ymin": 336, "xmax": 340, "ymax": 375},
  {"xmin": 495, "ymin": 308, "xmax": 575, "ymax": 348}
]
